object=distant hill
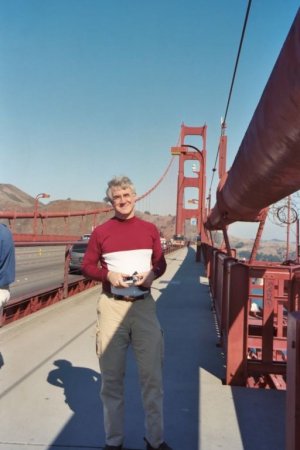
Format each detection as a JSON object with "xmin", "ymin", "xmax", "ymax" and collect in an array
[
  {"xmin": 0, "ymin": 183, "xmax": 36, "ymax": 210},
  {"xmin": 229, "ymin": 235, "xmax": 289, "ymax": 262},
  {"xmin": 0, "ymin": 183, "xmax": 177, "ymax": 238},
  {"xmin": 0, "ymin": 184, "xmax": 292, "ymax": 260}
]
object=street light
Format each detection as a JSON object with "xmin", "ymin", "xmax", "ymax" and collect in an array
[
  {"xmin": 34, "ymin": 193, "xmax": 50, "ymax": 236},
  {"xmin": 182, "ymin": 144, "xmax": 201, "ymax": 155}
]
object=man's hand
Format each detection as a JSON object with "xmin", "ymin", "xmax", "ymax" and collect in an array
[
  {"xmin": 134, "ymin": 270, "xmax": 155, "ymax": 288},
  {"xmin": 107, "ymin": 271, "xmax": 135, "ymax": 288},
  {"xmin": 107, "ymin": 270, "xmax": 156, "ymax": 289}
]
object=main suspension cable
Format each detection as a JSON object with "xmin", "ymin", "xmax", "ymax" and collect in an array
[
  {"xmin": 208, "ymin": 0, "xmax": 252, "ymax": 201},
  {"xmin": 136, "ymin": 156, "xmax": 176, "ymax": 202},
  {"xmin": 223, "ymin": 0, "xmax": 252, "ymax": 125}
]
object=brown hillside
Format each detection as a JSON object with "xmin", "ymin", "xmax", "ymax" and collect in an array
[
  {"xmin": 0, "ymin": 183, "xmax": 35, "ymax": 210},
  {"xmin": 0, "ymin": 184, "xmax": 177, "ymax": 238},
  {"xmin": 0, "ymin": 184, "xmax": 289, "ymax": 259}
]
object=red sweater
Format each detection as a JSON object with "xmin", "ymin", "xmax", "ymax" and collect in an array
[{"xmin": 82, "ymin": 216, "xmax": 167, "ymax": 294}]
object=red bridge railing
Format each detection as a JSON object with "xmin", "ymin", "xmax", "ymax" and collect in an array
[
  {"xmin": 201, "ymin": 241, "xmax": 300, "ymax": 449},
  {"xmin": 0, "ymin": 241, "xmax": 98, "ymax": 327},
  {"xmin": 201, "ymin": 242, "xmax": 300, "ymax": 389},
  {"xmin": 1, "ymin": 241, "xmax": 181, "ymax": 327}
]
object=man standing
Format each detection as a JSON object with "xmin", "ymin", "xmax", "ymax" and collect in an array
[
  {"xmin": 0, "ymin": 224, "xmax": 16, "ymax": 323},
  {"xmin": 82, "ymin": 176, "xmax": 172, "ymax": 450}
]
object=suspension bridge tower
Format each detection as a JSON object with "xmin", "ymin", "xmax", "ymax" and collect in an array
[{"xmin": 171, "ymin": 123, "xmax": 207, "ymax": 242}]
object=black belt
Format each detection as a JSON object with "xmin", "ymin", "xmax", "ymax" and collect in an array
[{"xmin": 105, "ymin": 292, "xmax": 148, "ymax": 302}]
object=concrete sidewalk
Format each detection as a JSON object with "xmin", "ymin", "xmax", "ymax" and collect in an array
[{"xmin": 0, "ymin": 247, "xmax": 285, "ymax": 450}]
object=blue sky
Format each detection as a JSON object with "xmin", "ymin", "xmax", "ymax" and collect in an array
[{"xmin": 0, "ymin": 1, "xmax": 299, "ymax": 240}]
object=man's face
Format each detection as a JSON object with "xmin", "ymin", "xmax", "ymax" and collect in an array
[{"xmin": 111, "ymin": 186, "xmax": 136, "ymax": 219}]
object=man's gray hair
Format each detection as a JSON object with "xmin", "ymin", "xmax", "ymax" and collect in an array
[{"xmin": 105, "ymin": 176, "xmax": 136, "ymax": 203}]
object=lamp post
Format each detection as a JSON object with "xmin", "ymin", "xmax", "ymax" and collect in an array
[
  {"xmin": 182, "ymin": 144, "xmax": 202, "ymax": 156},
  {"xmin": 34, "ymin": 193, "xmax": 50, "ymax": 236}
]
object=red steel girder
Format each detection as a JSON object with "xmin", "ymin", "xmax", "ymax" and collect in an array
[{"xmin": 174, "ymin": 123, "xmax": 207, "ymax": 238}]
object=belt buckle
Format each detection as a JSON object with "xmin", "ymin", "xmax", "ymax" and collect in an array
[{"xmin": 123, "ymin": 296, "xmax": 135, "ymax": 302}]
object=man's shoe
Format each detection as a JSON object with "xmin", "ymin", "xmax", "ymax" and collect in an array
[
  {"xmin": 104, "ymin": 445, "xmax": 122, "ymax": 450},
  {"xmin": 144, "ymin": 437, "xmax": 173, "ymax": 450}
]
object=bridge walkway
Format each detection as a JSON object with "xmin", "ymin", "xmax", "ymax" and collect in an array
[{"xmin": 0, "ymin": 247, "xmax": 285, "ymax": 450}]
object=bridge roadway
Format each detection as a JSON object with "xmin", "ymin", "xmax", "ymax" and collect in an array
[{"xmin": 0, "ymin": 247, "xmax": 285, "ymax": 450}]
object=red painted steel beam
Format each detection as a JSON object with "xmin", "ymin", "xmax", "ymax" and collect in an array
[
  {"xmin": 174, "ymin": 124, "xmax": 207, "ymax": 238},
  {"xmin": 206, "ymin": 9, "xmax": 300, "ymax": 230},
  {"xmin": 225, "ymin": 262, "xmax": 249, "ymax": 386}
]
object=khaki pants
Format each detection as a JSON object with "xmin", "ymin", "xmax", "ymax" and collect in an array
[{"xmin": 96, "ymin": 292, "xmax": 164, "ymax": 447}]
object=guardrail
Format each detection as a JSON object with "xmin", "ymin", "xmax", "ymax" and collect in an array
[
  {"xmin": 1, "ymin": 278, "xmax": 97, "ymax": 326},
  {"xmin": 1, "ymin": 241, "xmax": 183, "ymax": 327},
  {"xmin": 201, "ymin": 242, "xmax": 300, "ymax": 389},
  {"xmin": 1, "ymin": 241, "xmax": 98, "ymax": 327}
]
